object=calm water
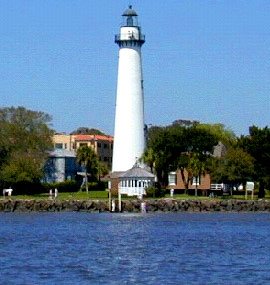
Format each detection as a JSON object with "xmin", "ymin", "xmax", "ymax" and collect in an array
[{"xmin": 1, "ymin": 213, "xmax": 270, "ymax": 285}]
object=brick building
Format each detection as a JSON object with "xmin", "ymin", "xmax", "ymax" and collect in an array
[
  {"xmin": 167, "ymin": 170, "xmax": 211, "ymax": 195},
  {"xmin": 166, "ymin": 143, "xmax": 226, "ymax": 194}
]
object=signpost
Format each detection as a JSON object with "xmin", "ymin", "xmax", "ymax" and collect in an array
[{"xmin": 245, "ymin": 182, "xmax": 255, "ymax": 200}]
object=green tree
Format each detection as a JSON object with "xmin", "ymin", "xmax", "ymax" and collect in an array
[
  {"xmin": 145, "ymin": 126, "xmax": 181, "ymax": 186},
  {"xmin": 97, "ymin": 162, "xmax": 109, "ymax": 181},
  {"xmin": 186, "ymin": 153, "xmax": 207, "ymax": 196},
  {"xmin": 1, "ymin": 152, "xmax": 45, "ymax": 183},
  {"xmin": 143, "ymin": 125, "xmax": 218, "ymax": 190},
  {"xmin": 239, "ymin": 126, "xmax": 270, "ymax": 198},
  {"xmin": 207, "ymin": 156, "xmax": 228, "ymax": 184},
  {"xmin": 226, "ymin": 148, "xmax": 254, "ymax": 187},
  {"xmin": 76, "ymin": 145, "xmax": 98, "ymax": 193},
  {"xmin": 0, "ymin": 107, "xmax": 53, "ymax": 191},
  {"xmin": 140, "ymin": 147, "xmax": 155, "ymax": 173},
  {"xmin": 175, "ymin": 126, "xmax": 218, "ymax": 194},
  {"xmin": 71, "ymin": 127, "xmax": 105, "ymax": 135},
  {"xmin": 196, "ymin": 123, "xmax": 236, "ymax": 147},
  {"xmin": 208, "ymin": 147, "xmax": 255, "ymax": 193}
]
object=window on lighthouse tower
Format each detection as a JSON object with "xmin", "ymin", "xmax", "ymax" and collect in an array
[{"xmin": 127, "ymin": 16, "xmax": 133, "ymax": 26}]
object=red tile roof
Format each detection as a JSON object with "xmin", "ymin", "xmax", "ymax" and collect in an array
[{"xmin": 74, "ymin": 134, "xmax": 114, "ymax": 142}]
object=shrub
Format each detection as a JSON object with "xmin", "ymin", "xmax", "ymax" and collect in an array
[
  {"xmin": 11, "ymin": 181, "xmax": 45, "ymax": 196},
  {"xmin": 89, "ymin": 181, "xmax": 107, "ymax": 190},
  {"xmin": 146, "ymin": 186, "xmax": 166, "ymax": 198},
  {"xmin": 81, "ymin": 181, "xmax": 107, "ymax": 191},
  {"xmin": 43, "ymin": 180, "xmax": 80, "ymax": 193},
  {"xmin": 145, "ymin": 186, "xmax": 156, "ymax": 197}
]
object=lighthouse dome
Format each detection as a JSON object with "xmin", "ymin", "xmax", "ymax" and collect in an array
[{"xmin": 122, "ymin": 5, "xmax": 137, "ymax": 16}]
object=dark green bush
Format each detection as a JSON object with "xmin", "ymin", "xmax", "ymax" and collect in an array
[
  {"xmin": 145, "ymin": 186, "xmax": 156, "ymax": 197},
  {"xmin": 43, "ymin": 180, "xmax": 80, "ymax": 193},
  {"xmin": 146, "ymin": 186, "xmax": 166, "ymax": 198},
  {"xmin": 81, "ymin": 181, "xmax": 107, "ymax": 191},
  {"xmin": 11, "ymin": 181, "xmax": 45, "ymax": 195}
]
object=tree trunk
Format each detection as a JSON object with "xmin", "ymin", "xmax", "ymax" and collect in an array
[
  {"xmin": 85, "ymin": 169, "xmax": 88, "ymax": 194},
  {"xmin": 195, "ymin": 176, "xmax": 198, "ymax": 196},
  {"xmin": 180, "ymin": 169, "xmax": 189, "ymax": 195},
  {"xmin": 258, "ymin": 180, "xmax": 265, "ymax": 198},
  {"xmin": 163, "ymin": 170, "xmax": 168, "ymax": 187},
  {"xmin": 156, "ymin": 170, "xmax": 163, "ymax": 186},
  {"xmin": 157, "ymin": 170, "xmax": 168, "ymax": 188}
]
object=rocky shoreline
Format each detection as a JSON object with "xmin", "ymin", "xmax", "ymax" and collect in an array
[{"xmin": 1, "ymin": 198, "xmax": 270, "ymax": 212}]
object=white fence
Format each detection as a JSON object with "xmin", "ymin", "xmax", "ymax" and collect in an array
[{"xmin": 210, "ymin": 184, "xmax": 224, "ymax": 191}]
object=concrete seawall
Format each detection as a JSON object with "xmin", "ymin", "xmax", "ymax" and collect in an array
[{"xmin": 1, "ymin": 199, "xmax": 270, "ymax": 212}]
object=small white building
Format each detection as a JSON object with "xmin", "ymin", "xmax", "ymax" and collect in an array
[{"xmin": 118, "ymin": 164, "xmax": 155, "ymax": 197}]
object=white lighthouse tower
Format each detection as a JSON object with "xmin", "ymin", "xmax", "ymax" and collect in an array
[{"xmin": 112, "ymin": 6, "xmax": 146, "ymax": 172}]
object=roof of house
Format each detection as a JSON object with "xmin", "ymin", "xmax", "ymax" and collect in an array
[
  {"xmin": 74, "ymin": 134, "xmax": 114, "ymax": 142},
  {"xmin": 49, "ymin": 149, "xmax": 76, "ymax": 158},
  {"xmin": 110, "ymin": 171, "xmax": 125, "ymax": 179},
  {"xmin": 120, "ymin": 164, "xmax": 155, "ymax": 179}
]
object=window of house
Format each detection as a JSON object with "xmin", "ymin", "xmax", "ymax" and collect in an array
[
  {"xmin": 168, "ymin": 172, "xmax": 177, "ymax": 186},
  {"xmin": 64, "ymin": 143, "xmax": 67, "ymax": 149},
  {"xmin": 192, "ymin": 176, "xmax": 201, "ymax": 185},
  {"xmin": 104, "ymin": 144, "xmax": 107, "ymax": 149},
  {"xmin": 80, "ymin": 143, "xmax": 87, "ymax": 147},
  {"xmin": 55, "ymin": 143, "xmax": 63, "ymax": 149},
  {"xmin": 98, "ymin": 143, "xmax": 101, "ymax": 148}
]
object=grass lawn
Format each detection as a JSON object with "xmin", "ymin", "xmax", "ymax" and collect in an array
[
  {"xmin": 6, "ymin": 191, "xmax": 270, "ymax": 201},
  {"xmin": 10, "ymin": 191, "xmax": 109, "ymax": 200},
  {"xmin": 165, "ymin": 193, "xmax": 270, "ymax": 200}
]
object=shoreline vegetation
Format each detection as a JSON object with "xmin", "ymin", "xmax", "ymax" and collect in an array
[{"xmin": 1, "ymin": 107, "xmax": 269, "ymax": 201}]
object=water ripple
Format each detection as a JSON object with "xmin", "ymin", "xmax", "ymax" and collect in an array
[{"xmin": 1, "ymin": 213, "xmax": 270, "ymax": 284}]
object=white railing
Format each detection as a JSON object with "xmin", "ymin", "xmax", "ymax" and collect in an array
[
  {"xmin": 119, "ymin": 186, "xmax": 146, "ymax": 196},
  {"xmin": 115, "ymin": 33, "xmax": 145, "ymax": 42},
  {"xmin": 210, "ymin": 184, "xmax": 224, "ymax": 191}
]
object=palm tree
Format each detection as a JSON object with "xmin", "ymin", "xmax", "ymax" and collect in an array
[
  {"xmin": 140, "ymin": 147, "xmax": 155, "ymax": 173},
  {"xmin": 76, "ymin": 145, "xmax": 98, "ymax": 193},
  {"xmin": 187, "ymin": 153, "xmax": 206, "ymax": 196},
  {"xmin": 97, "ymin": 163, "xmax": 109, "ymax": 182}
]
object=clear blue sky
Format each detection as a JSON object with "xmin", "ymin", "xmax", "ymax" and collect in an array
[{"xmin": 1, "ymin": 0, "xmax": 269, "ymax": 136}]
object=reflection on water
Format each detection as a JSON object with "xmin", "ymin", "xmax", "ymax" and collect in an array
[{"xmin": 1, "ymin": 213, "xmax": 270, "ymax": 284}]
